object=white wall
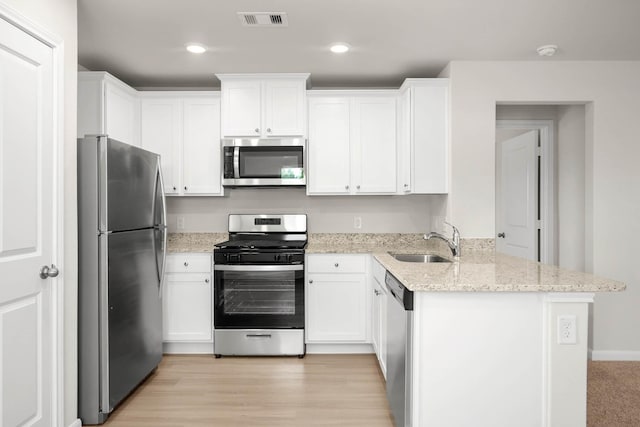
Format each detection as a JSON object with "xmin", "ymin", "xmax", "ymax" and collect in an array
[
  {"xmin": 167, "ymin": 190, "xmax": 446, "ymax": 233},
  {"xmin": 442, "ymin": 61, "xmax": 640, "ymax": 356},
  {"xmin": 1, "ymin": 0, "xmax": 78, "ymax": 424},
  {"xmin": 557, "ymin": 105, "xmax": 586, "ymax": 271}
]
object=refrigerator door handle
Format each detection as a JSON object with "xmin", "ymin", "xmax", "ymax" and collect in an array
[
  {"xmin": 155, "ymin": 158, "xmax": 168, "ymax": 297},
  {"xmin": 98, "ymin": 233, "xmax": 111, "ymax": 413}
]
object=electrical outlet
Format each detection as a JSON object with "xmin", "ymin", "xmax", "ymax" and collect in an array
[
  {"xmin": 177, "ymin": 216, "xmax": 185, "ymax": 230},
  {"xmin": 557, "ymin": 315, "xmax": 577, "ymax": 344},
  {"xmin": 353, "ymin": 216, "xmax": 362, "ymax": 229}
]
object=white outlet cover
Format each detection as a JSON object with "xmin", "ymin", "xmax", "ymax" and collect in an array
[{"xmin": 557, "ymin": 314, "xmax": 577, "ymax": 345}]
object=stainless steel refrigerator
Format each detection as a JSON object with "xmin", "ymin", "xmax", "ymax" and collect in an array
[{"xmin": 77, "ymin": 135, "xmax": 167, "ymax": 425}]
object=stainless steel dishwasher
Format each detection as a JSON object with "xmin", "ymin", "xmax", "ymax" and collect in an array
[{"xmin": 385, "ymin": 271, "xmax": 413, "ymax": 427}]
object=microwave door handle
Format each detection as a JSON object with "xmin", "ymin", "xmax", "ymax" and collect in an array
[{"xmin": 233, "ymin": 147, "xmax": 240, "ymax": 179}]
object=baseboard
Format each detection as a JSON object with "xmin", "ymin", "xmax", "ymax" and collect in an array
[
  {"xmin": 306, "ymin": 343, "xmax": 374, "ymax": 354},
  {"xmin": 163, "ymin": 341, "xmax": 214, "ymax": 354},
  {"xmin": 68, "ymin": 419, "xmax": 82, "ymax": 427},
  {"xmin": 590, "ymin": 350, "xmax": 640, "ymax": 361}
]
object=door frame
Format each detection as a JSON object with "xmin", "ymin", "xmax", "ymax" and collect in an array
[
  {"xmin": 0, "ymin": 3, "xmax": 66, "ymax": 426},
  {"xmin": 496, "ymin": 120, "xmax": 556, "ymax": 265}
]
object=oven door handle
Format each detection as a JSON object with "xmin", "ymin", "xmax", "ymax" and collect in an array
[{"xmin": 214, "ymin": 264, "xmax": 304, "ymax": 272}]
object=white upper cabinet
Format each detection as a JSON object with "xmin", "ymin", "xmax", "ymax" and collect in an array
[
  {"xmin": 307, "ymin": 97, "xmax": 351, "ymax": 193},
  {"xmin": 307, "ymin": 91, "xmax": 397, "ymax": 195},
  {"xmin": 397, "ymin": 79, "xmax": 449, "ymax": 194},
  {"xmin": 78, "ymin": 71, "xmax": 140, "ymax": 146},
  {"xmin": 140, "ymin": 92, "xmax": 223, "ymax": 196},
  {"xmin": 217, "ymin": 74, "xmax": 309, "ymax": 138},
  {"xmin": 140, "ymin": 97, "xmax": 181, "ymax": 194}
]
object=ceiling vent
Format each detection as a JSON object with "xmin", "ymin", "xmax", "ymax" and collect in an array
[{"xmin": 237, "ymin": 12, "xmax": 289, "ymax": 27}]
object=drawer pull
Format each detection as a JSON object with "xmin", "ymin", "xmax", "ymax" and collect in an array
[
  {"xmin": 184, "ymin": 262, "xmax": 189, "ymax": 267},
  {"xmin": 334, "ymin": 263, "xmax": 339, "ymax": 268},
  {"xmin": 205, "ymin": 278, "xmax": 209, "ymax": 283},
  {"xmin": 309, "ymin": 279, "xmax": 313, "ymax": 284}
]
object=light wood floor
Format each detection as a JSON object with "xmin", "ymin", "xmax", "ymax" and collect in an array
[{"xmin": 98, "ymin": 354, "xmax": 394, "ymax": 427}]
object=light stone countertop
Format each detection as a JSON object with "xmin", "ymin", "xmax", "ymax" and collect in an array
[{"xmin": 168, "ymin": 232, "xmax": 625, "ymax": 293}]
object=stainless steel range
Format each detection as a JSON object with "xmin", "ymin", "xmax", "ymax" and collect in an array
[{"xmin": 213, "ymin": 214, "xmax": 307, "ymax": 357}]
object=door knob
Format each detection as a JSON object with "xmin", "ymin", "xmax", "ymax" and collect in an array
[
  {"xmin": 497, "ymin": 232, "xmax": 506, "ymax": 238},
  {"xmin": 40, "ymin": 264, "xmax": 59, "ymax": 279}
]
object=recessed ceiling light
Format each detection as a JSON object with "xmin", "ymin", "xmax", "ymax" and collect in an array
[
  {"xmin": 186, "ymin": 44, "xmax": 206, "ymax": 54},
  {"xmin": 536, "ymin": 44, "xmax": 558, "ymax": 57},
  {"xmin": 330, "ymin": 43, "xmax": 350, "ymax": 54}
]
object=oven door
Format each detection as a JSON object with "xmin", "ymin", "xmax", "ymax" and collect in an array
[{"xmin": 214, "ymin": 264, "xmax": 304, "ymax": 329}]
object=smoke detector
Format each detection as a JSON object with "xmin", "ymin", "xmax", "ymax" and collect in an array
[
  {"xmin": 537, "ymin": 44, "xmax": 558, "ymax": 57},
  {"xmin": 238, "ymin": 12, "xmax": 289, "ymax": 27}
]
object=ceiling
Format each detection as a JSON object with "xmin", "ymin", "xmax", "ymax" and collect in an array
[{"xmin": 78, "ymin": 0, "xmax": 640, "ymax": 89}]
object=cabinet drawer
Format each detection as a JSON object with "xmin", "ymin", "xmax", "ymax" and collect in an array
[
  {"xmin": 306, "ymin": 254, "xmax": 367, "ymax": 274},
  {"xmin": 166, "ymin": 254, "xmax": 212, "ymax": 273}
]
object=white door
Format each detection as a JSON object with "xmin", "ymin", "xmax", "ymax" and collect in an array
[
  {"xmin": 307, "ymin": 97, "xmax": 351, "ymax": 194},
  {"xmin": 182, "ymin": 97, "xmax": 222, "ymax": 195},
  {"xmin": 263, "ymin": 79, "xmax": 305, "ymax": 136},
  {"xmin": 221, "ymin": 80, "xmax": 261, "ymax": 137},
  {"xmin": 496, "ymin": 130, "xmax": 538, "ymax": 260},
  {"xmin": 351, "ymin": 97, "xmax": 397, "ymax": 194},
  {"xmin": 0, "ymin": 16, "xmax": 57, "ymax": 426},
  {"xmin": 140, "ymin": 98, "xmax": 182, "ymax": 194}
]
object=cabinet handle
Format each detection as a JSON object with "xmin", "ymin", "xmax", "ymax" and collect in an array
[
  {"xmin": 334, "ymin": 263, "xmax": 339, "ymax": 268},
  {"xmin": 404, "ymin": 184, "xmax": 409, "ymax": 188},
  {"xmin": 345, "ymin": 185, "xmax": 350, "ymax": 190},
  {"xmin": 374, "ymin": 289, "xmax": 380, "ymax": 296},
  {"xmin": 254, "ymin": 128, "xmax": 260, "ymax": 133},
  {"xmin": 267, "ymin": 128, "xmax": 272, "ymax": 133},
  {"xmin": 498, "ymin": 232, "xmax": 506, "ymax": 238},
  {"xmin": 173, "ymin": 186, "xmax": 177, "ymax": 191},
  {"xmin": 184, "ymin": 186, "xmax": 188, "ymax": 191},
  {"xmin": 184, "ymin": 262, "xmax": 189, "ymax": 267},
  {"xmin": 205, "ymin": 278, "xmax": 210, "ymax": 283},
  {"xmin": 356, "ymin": 185, "xmax": 361, "ymax": 190},
  {"xmin": 309, "ymin": 279, "xmax": 313, "ymax": 284}
]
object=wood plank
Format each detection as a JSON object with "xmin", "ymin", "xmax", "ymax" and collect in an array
[{"xmin": 98, "ymin": 354, "xmax": 394, "ymax": 427}]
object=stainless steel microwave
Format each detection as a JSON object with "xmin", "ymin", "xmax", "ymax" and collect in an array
[{"xmin": 222, "ymin": 138, "xmax": 306, "ymax": 187}]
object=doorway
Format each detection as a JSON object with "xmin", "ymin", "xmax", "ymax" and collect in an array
[{"xmin": 496, "ymin": 117, "xmax": 555, "ymax": 264}]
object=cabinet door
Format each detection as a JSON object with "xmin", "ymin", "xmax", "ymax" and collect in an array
[
  {"xmin": 306, "ymin": 273, "xmax": 367, "ymax": 342},
  {"xmin": 221, "ymin": 80, "xmax": 261, "ymax": 137},
  {"xmin": 162, "ymin": 272, "xmax": 212, "ymax": 342},
  {"xmin": 412, "ymin": 81, "xmax": 448, "ymax": 194},
  {"xmin": 264, "ymin": 79, "xmax": 305, "ymax": 136},
  {"xmin": 104, "ymin": 81, "xmax": 139, "ymax": 146},
  {"xmin": 373, "ymin": 281, "xmax": 388, "ymax": 378},
  {"xmin": 351, "ymin": 97, "xmax": 397, "ymax": 194},
  {"xmin": 397, "ymin": 89, "xmax": 412, "ymax": 193},
  {"xmin": 182, "ymin": 97, "xmax": 223, "ymax": 195},
  {"xmin": 307, "ymin": 97, "xmax": 351, "ymax": 194},
  {"xmin": 140, "ymin": 98, "xmax": 182, "ymax": 194}
]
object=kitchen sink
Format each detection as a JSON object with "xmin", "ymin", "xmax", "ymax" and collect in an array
[{"xmin": 388, "ymin": 253, "xmax": 451, "ymax": 263}]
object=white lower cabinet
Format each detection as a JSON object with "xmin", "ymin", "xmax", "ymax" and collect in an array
[
  {"xmin": 163, "ymin": 253, "xmax": 213, "ymax": 353},
  {"xmin": 305, "ymin": 254, "xmax": 371, "ymax": 345},
  {"xmin": 371, "ymin": 258, "xmax": 388, "ymax": 378}
]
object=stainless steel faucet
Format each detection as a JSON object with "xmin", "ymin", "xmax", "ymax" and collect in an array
[{"xmin": 424, "ymin": 221, "xmax": 461, "ymax": 258}]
